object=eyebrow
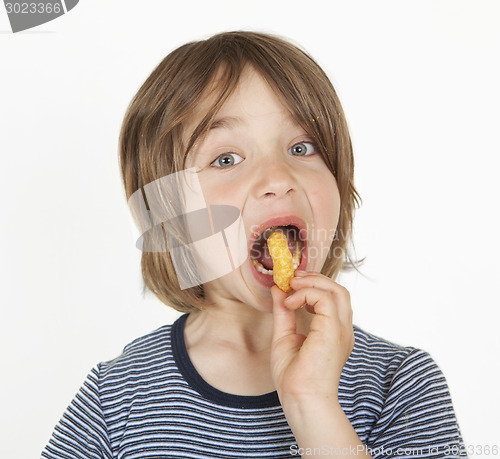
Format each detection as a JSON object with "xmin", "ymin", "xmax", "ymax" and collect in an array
[
  {"xmin": 207, "ymin": 113, "xmax": 300, "ymax": 133},
  {"xmin": 208, "ymin": 116, "xmax": 243, "ymax": 131}
]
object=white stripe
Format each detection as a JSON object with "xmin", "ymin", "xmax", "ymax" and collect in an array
[{"xmin": 41, "ymin": 322, "xmax": 466, "ymax": 458}]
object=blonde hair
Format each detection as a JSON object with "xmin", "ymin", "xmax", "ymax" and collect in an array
[{"xmin": 119, "ymin": 31, "xmax": 361, "ymax": 313}]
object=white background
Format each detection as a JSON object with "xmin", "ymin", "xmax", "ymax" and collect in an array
[{"xmin": 1, "ymin": 1, "xmax": 499, "ymax": 457}]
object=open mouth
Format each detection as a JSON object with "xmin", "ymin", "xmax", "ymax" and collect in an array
[{"xmin": 250, "ymin": 225, "xmax": 305, "ymax": 276}]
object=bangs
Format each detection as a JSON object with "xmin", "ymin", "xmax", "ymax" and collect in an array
[
  {"xmin": 120, "ymin": 31, "xmax": 359, "ymax": 313},
  {"xmin": 178, "ymin": 41, "xmax": 338, "ymax": 176},
  {"xmin": 181, "ymin": 63, "xmax": 242, "ymax": 170}
]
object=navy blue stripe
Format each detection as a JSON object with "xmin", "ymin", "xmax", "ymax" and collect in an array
[
  {"xmin": 172, "ymin": 313, "xmax": 281, "ymax": 409},
  {"xmin": 41, "ymin": 315, "xmax": 466, "ymax": 458}
]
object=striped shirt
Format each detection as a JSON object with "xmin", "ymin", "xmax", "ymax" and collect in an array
[{"xmin": 41, "ymin": 314, "xmax": 466, "ymax": 458}]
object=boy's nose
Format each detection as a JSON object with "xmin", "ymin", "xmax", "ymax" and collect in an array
[{"xmin": 252, "ymin": 159, "xmax": 296, "ymax": 200}]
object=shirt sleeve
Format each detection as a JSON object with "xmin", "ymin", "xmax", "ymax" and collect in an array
[
  {"xmin": 41, "ymin": 365, "xmax": 112, "ymax": 459},
  {"xmin": 366, "ymin": 349, "xmax": 467, "ymax": 458}
]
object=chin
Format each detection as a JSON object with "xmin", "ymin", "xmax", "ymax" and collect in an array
[{"xmin": 203, "ymin": 266, "xmax": 271, "ymax": 312}]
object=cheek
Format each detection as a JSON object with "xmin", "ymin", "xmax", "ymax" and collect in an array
[
  {"xmin": 309, "ymin": 175, "xmax": 341, "ymax": 245},
  {"xmin": 198, "ymin": 175, "xmax": 244, "ymax": 206},
  {"xmin": 313, "ymin": 174, "xmax": 340, "ymax": 218}
]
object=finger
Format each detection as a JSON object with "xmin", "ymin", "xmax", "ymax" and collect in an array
[
  {"xmin": 271, "ymin": 285, "xmax": 296, "ymax": 343},
  {"xmin": 291, "ymin": 272, "xmax": 342, "ymax": 293},
  {"xmin": 285, "ymin": 287, "xmax": 334, "ymax": 317},
  {"xmin": 290, "ymin": 275, "xmax": 353, "ymax": 326},
  {"xmin": 293, "ymin": 269, "xmax": 324, "ymax": 278},
  {"xmin": 290, "ymin": 273, "xmax": 337, "ymax": 292},
  {"xmin": 286, "ymin": 287, "xmax": 343, "ymax": 349}
]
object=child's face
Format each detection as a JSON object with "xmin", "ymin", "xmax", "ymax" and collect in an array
[{"xmin": 184, "ymin": 66, "xmax": 340, "ymax": 312}]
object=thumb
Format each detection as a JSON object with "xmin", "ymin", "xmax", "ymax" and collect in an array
[{"xmin": 271, "ymin": 286, "xmax": 296, "ymax": 343}]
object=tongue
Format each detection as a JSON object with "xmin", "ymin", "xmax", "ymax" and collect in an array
[{"xmin": 258, "ymin": 245, "xmax": 274, "ymax": 270}]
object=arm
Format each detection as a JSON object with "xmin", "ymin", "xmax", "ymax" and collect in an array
[
  {"xmin": 271, "ymin": 272, "xmax": 372, "ymax": 458},
  {"xmin": 367, "ymin": 349, "xmax": 467, "ymax": 457},
  {"xmin": 284, "ymin": 397, "xmax": 371, "ymax": 457},
  {"xmin": 41, "ymin": 365, "xmax": 112, "ymax": 459},
  {"xmin": 271, "ymin": 272, "xmax": 466, "ymax": 458}
]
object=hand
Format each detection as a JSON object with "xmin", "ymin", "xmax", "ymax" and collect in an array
[{"xmin": 270, "ymin": 271, "xmax": 355, "ymax": 405}]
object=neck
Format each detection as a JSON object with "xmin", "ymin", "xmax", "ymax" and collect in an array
[
  {"xmin": 181, "ymin": 290, "xmax": 313, "ymax": 396},
  {"xmin": 184, "ymin": 294, "xmax": 312, "ymax": 353}
]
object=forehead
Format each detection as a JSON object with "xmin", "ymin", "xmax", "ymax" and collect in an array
[
  {"xmin": 216, "ymin": 68, "xmax": 288, "ymax": 118},
  {"xmin": 184, "ymin": 66, "xmax": 296, "ymax": 142}
]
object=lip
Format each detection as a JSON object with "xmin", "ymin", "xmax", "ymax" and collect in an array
[{"xmin": 248, "ymin": 215, "xmax": 308, "ymax": 288}]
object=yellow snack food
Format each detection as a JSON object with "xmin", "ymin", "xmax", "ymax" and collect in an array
[{"xmin": 267, "ymin": 231, "xmax": 294, "ymax": 292}]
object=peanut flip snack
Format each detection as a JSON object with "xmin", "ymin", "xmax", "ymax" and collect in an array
[{"xmin": 267, "ymin": 231, "xmax": 295, "ymax": 292}]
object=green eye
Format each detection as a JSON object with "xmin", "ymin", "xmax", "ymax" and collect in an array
[
  {"xmin": 212, "ymin": 153, "xmax": 244, "ymax": 168},
  {"xmin": 289, "ymin": 142, "xmax": 317, "ymax": 156}
]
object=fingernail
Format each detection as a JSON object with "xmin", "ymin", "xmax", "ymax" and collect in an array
[
  {"xmin": 284, "ymin": 295, "xmax": 293, "ymax": 302},
  {"xmin": 294, "ymin": 270, "xmax": 307, "ymax": 277}
]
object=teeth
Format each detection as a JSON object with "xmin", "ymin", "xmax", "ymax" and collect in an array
[
  {"xmin": 292, "ymin": 240, "xmax": 300, "ymax": 270},
  {"xmin": 251, "ymin": 258, "xmax": 273, "ymax": 275}
]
